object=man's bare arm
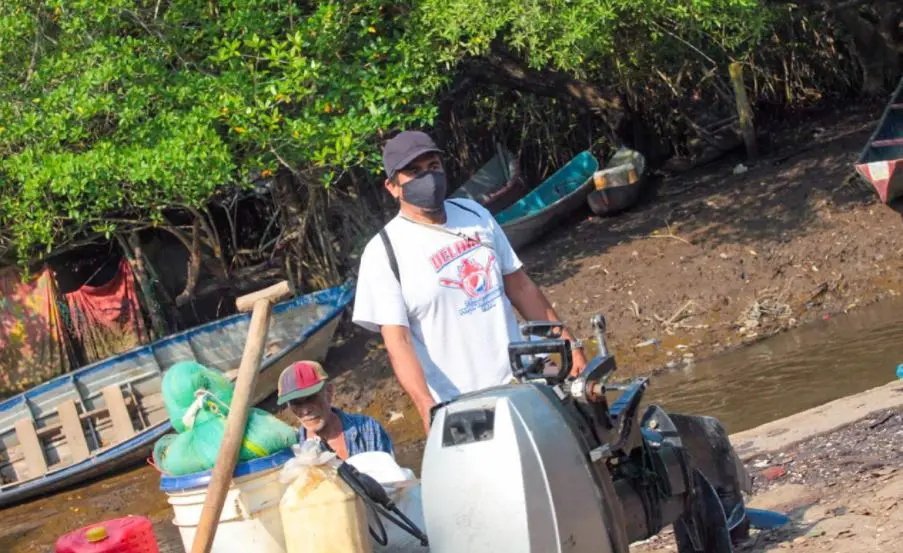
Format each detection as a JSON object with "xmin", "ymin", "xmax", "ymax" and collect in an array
[
  {"xmin": 503, "ymin": 268, "xmax": 588, "ymax": 373},
  {"xmin": 380, "ymin": 324, "xmax": 436, "ymax": 432}
]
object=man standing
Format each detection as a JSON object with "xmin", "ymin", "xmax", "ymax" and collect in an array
[
  {"xmin": 353, "ymin": 130, "xmax": 587, "ymax": 432},
  {"xmin": 277, "ymin": 360, "xmax": 394, "ymax": 460}
]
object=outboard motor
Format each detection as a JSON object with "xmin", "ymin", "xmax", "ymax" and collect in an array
[{"xmin": 421, "ymin": 314, "xmax": 751, "ymax": 553}]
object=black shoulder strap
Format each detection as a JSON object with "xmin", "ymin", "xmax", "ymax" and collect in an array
[
  {"xmin": 447, "ymin": 199, "xmax": 481, "ymax": 219},
  {"xmin": 380, "ymin": 201, "xmax": 479, "ymax": 286},
  {"xmin": 379, "ymin": 228, "xmax": 400, "ymax": 284}
]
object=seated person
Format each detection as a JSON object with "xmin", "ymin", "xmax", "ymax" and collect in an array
[{"xmin": 277, "ymin": 360, "xmax": 394, "ymax": 460}]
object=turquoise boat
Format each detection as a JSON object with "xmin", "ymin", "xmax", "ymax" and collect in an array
[{"xmin": 495, "ymin": 150, "xmax": 600, "ymax": 251}]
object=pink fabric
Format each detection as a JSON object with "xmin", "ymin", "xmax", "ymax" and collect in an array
[{"xmin": 65, "ymin": 258, "xmax": 148, "ymax": 363}]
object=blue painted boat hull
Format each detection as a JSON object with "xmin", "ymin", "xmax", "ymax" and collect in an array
[
  {"xmin": 495, "ymin": 151, "xmax": 600, "ymax": 251},
  {"xmin": 0, "ymin": 281, "xmax": 355, "ymax": 509}
]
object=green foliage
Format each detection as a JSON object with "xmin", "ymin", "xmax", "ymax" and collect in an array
[
  {"xmin": 0, "ymin": 0, "xmax": 843, "ymax": 266},
  {"xmin": 419, "ymin": 0, "xmax": 773, "ymax": 74},
  {"xmin": 0, "ymin": 0, "xmax": 444, "ymax": 262}
]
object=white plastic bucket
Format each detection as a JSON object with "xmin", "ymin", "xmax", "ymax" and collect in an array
[{"xmin": 160, "ymin": 448, "xmax": 295, "ymax": 553}]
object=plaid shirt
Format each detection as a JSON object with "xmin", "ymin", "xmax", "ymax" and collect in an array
[{"xmin": 299, "ymin": 408, "xmax": 394, "ymax": 457}]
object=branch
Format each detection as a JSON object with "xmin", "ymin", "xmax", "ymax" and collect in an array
[
  {"xmin": 23, "ymin": 15, "xmax": 42, "ymax": 88},
  {"xmin": 457, "ymin": 51, "xmax": 626, "ymax": 138},
  {"xmin": 189, "ymin": 264, "xmax": 285, "ymax": 298},
  {"xmin": 182, "ymin": 204, "xmax": 229, "ymax": 278},
  {"xmin": 175, "ymin": 218, "xmax": 201, "ymax": 307}
]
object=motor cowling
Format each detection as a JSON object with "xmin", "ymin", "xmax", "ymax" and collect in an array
[
  {"xmin": 420, "ymin": 381, "xmax": 750, "ymax": 553},
  {"xmin": 421, "ymin": 384, "xmax": 618, "ymax": 553},
  {"xmin": 420, "ymin": 313, "xmax": 750, "ymax": 553}
]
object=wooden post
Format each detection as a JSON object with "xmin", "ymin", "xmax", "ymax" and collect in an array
[
  {"xmin": 729, "ymin": 61, "xmax": 759, "ymax": 162},
  {"xmin": 189, "ymin": 280, "xmax": 292, "ymax": 553}
]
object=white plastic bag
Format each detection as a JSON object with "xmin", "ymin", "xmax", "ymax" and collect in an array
[
  {"xmin": 344, "ymin": 452, "xmax": 428, "ymax": 552},
  {"xmin": 278, "ymin": 438, "xmax": 339, "ymax": 485},
  {"xmin": 346, "ymin": 451, "xmax": 418, "ymax": 497}
]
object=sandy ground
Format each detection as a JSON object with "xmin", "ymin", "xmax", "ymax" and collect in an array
[{"xmin": 635, "ymin": 405, "xmax": 903, "ymax": 553}]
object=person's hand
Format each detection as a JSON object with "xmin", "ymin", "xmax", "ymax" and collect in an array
[
  {"xmin": 416, "ymin": 398, "xmax": 436, "ymax": 436},
  {"xmin": 569, "ymin": 346, "xmax": 588, "ymax": 377}
]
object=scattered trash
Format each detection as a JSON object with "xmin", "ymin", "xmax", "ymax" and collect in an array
[
  {"xmin": 635, "ymin": 338, "xmax": 661, "ymax": 349},
  {"xmin": 870, "ymin": 413, "xmax": 895, "ymax": 430},
  {"xmin": 733, "ymin": 163, "xmax": 748, "ymax": 174},
  {"xmin": 388, "ymin": 411, "xmax": 405, "ymax": 423},
  {"xmin": 761, "ymin": 466, "xmax": 787, "ymax": 481},
  {"xmin": 747, "ymin": 508, "xmax": 790, "ymax": 530},
  {"xmin": 897, "ymin": 363, "xmax": 903, "ymax": 380}
]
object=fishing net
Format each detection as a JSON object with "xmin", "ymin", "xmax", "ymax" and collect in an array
[
  {"xmin": 162, "ymin": 361, "xmax": 235, "ymax": 433},
  {"xmin": 154, "ymin": 362, "xmax": 299, "ymax": 476}
]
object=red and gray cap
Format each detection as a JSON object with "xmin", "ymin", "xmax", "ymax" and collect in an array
[
  {"xmin": 277, "ymin": 361, "xmax": 328, "ymax": 405},
  {"xmin": 382, "ymin": 130, "xmax": 444, "ymax": 179}
]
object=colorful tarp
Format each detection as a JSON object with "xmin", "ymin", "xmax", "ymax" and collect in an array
[
  {"xmin": 0, "ymin": 267, "xmax": 73, "ymax": 396},
  {"xmin": 65, "ymin": 258, "xmax": 148, "ymax": 364}
]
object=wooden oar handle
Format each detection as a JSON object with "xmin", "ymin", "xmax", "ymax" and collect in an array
[
  {"xmin": 235, "ymin": 281, "xmax": 292, "ymax": 313},
  {"xmin": 189, "ymin": 280, "xmax": 292, "ymax": 553}
]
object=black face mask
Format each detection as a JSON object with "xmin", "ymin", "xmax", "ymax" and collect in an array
[{"xmin": 401, "ymin": 171, "xmax": 447, "ymax": 212}]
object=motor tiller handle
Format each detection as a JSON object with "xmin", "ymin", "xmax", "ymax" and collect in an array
[{"xmin": 508, "ymin": 339, "xmax": 572, "ymax": 382}]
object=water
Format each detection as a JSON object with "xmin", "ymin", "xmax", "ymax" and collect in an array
[
  {"xmin": 642, "ymin": 297, "xmax": 903, "ymax": 433},
  {"xmin": 5, "ymin": 298, "xmax": 903, "ymax": 551}
]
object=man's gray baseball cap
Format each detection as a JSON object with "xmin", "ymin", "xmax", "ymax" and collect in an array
[{"xmin": 382, "ymin": 131, "xmax": 444, "ymax": 179}]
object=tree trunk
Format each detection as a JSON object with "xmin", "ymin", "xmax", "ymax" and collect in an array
[
  {"xmin": 272, "ymin": 170, "xmax": 311, "ymax": 291},
  {"xmin": 836, "ymin": 7, "xmax": 900, "ymax": 95},
  {"xmin": 175, "ymin": 218, "xmax": 202, "ymax": 308},
  {"xmin": 766, "ymin": 0, "xmax": 902, "ymax": 95},
  {"xmin": 115, "ymin": 233, "xmax": 169, "ymax": 338}
]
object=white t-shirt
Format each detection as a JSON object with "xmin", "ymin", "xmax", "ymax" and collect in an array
[{"xmin": 352, "ymin": 199, "xmax": 524, "ymax": 403}]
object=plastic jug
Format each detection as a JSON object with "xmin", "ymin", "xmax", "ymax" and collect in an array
[
  {"xmin": 55, "ymin": 515, "xmax": 160, "ymax": 553},
  {"xmin": 279, "ymin": 440, "xmax": 372, "ymax": 553}
]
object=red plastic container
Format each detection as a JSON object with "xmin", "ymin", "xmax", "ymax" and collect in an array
[{"xmin": 55, "ymin": 515, "xmax": 160, "ymax": 553}]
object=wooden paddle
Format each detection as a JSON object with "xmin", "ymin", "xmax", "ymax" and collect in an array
[{"xmin": 189, "ymin": 280, "xmax": 293, "ymax": 553}]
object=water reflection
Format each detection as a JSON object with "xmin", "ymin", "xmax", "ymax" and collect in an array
[{"xmin": 643, "ymin": 297, "xmax": 903, "ymax": 433}]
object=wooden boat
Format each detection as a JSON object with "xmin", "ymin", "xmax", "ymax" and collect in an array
[
  {"xmin": 0, "ymin": 281, "xmax": 354, "ymax": 508},
  {"xmin": 495, "ymin": 150, "xmax": 600, "ymax": 250},
  {"xmin": 855, "ymin": 76, "xmax": 903, "ymax": 203},
  {"xmin": 586, "ymin": 147, "xmax": 648, "ymax": 216},
  {"xmin": 450, "ymin": 144, "xmax": 528, "ymax": 214}
]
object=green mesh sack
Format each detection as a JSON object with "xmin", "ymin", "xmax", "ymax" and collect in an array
[
  {"xmin": 152, "ymin": 434, "xmax": 178, "ymax": 471},
  {"xmin": 154, "ymin": 400, "xmax": 299, "ymax": 476},
  {"xmin": 154, "ymin": 429, "xmax": 212, "ymax": 476},
  {"xmin": 162, "ymin": 361, "xmax": 235, "ymax": 433}
]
